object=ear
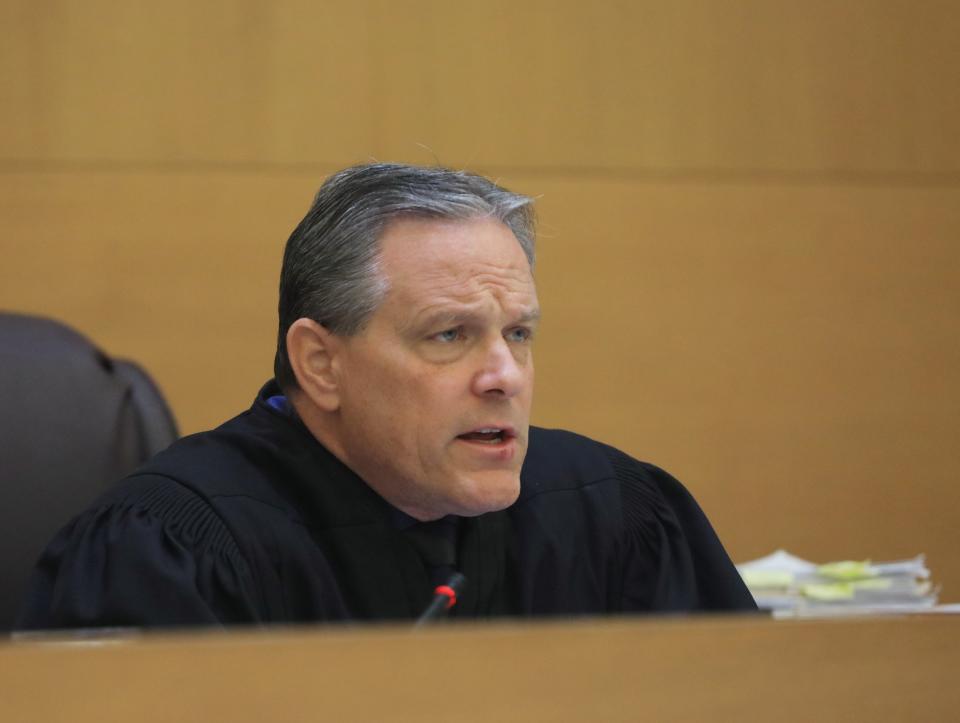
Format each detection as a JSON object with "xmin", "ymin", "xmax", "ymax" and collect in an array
[{"xmin": 286, "ymin": 318, "xmax": 343, "ymax": 412}]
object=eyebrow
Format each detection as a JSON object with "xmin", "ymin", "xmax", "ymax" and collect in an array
[
  {"xmin": 515, "ymin": 308, "xmax": 542, "ymax": 324},
  {"xmin": 411, "ymin": 306, "xmax": 541, "ymax": 332}
]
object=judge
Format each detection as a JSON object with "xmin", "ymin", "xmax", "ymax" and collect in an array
[{"xmin": 18, "ymin": 163, "xmax": 755, "ymax": 629}]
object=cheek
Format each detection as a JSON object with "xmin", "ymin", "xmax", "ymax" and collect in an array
[
  {"xmin": 339, "ymin": 358, "xmax": 406, "ymax": 435},
  {"xmin": 410, "ymin": 379, "xmax": 459, "ymax": 438},
  {"xmin": 417, "ymin": 370, "xmax": 469, "ymax": 409},
  {"xmin": 343, "ymin": 362, "xmax": 440, "ymax": 438},
  {"xmin": 405, "ymin": 375, "xmax": 473, "ymax": 460}
]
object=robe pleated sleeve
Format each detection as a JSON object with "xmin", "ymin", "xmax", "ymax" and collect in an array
[
  {"xmin": 604, "ymin": 445, "xmax": 755, "ymax": 611},
  {"xmin": 17, "ymin": 476, "xmax": 261, "ymax": 630}
]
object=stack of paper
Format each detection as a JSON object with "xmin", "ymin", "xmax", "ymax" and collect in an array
[{"xmin": 736, "ymin": 549, "xmax": 938, "ymax": 618}]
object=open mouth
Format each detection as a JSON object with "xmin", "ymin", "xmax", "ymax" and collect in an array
[{"xmin": 457, "ymin": 428, "xmax": 514, "ymax": 445}]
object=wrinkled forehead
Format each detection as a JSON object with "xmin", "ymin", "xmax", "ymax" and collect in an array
[
  {"xmin": 376, "ymin": 216, "xmax": 536, "ymax": 300},
  {"xmin": 361, "ymin": 217, "xmax": 538, "ymax": 336}
]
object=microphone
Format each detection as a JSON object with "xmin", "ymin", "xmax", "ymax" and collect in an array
[{"xmin": 415, "ymin": 572, "xmax": 467, "ymax": 627}]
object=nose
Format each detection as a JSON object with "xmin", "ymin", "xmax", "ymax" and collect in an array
[{"xmin": 471, "ymin": 337, "xmax": 527, "ymax": 399}]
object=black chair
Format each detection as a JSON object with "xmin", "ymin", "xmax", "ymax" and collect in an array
[{"xmin": 0, "ymin": 312, "xmax": 178, "ymax": 629}]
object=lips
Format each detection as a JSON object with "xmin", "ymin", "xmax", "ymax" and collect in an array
[{"xmin": 457, "ymin": 427, "xmax": 516, "ymax": 444}]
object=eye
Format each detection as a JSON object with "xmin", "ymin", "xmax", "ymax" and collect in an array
[
  {"xmin": 505, "ymin": 326, "xmax": 533, "ymax": 343},
  {"xmin": 432, "ymin": 327, "xmax": 464, "ymax": 343}
]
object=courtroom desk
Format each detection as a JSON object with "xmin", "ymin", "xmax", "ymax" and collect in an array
[{"xmin": 1, "ymin": 614, "xmax": 958, "ymax": 722}]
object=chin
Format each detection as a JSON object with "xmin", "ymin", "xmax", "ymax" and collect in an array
[{"xmin": 451, "ymin": 471, "xmax": 521, "ymax": 517}]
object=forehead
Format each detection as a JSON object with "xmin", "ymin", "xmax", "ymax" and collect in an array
[{"xmin": 376, "ymin": 216, "xmax": 536, "ymax": 312}]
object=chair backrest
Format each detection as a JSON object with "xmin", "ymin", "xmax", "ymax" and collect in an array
[{"xmin": 0, "ymin": 313, "xmax": 178, "ymax": 629}]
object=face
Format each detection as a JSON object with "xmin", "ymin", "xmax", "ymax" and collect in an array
[{"xmin": 329, "ymin": 216, "xmax": 539, "ymax": 521}]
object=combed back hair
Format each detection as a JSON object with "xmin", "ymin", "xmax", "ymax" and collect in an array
[{"xmin": 273, "ymin": 162, "xmax": 536, "ymax": 390}]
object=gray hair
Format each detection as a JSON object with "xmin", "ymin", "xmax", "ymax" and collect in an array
[{"xmin": 274, "ymin": 162, "xmax": 536, "ymax": 390}]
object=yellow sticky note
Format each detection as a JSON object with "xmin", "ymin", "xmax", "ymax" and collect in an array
[
  {"xmin": 817, "ymin": 560, "xmax": 873, "ymax": 580},
  {"xmin": 802, "ymin": 582, "xmax": 855, "ymax": 601},
  {"xmin": 740, "ymin": 570, "xmax": 794, "ymax": 588}
]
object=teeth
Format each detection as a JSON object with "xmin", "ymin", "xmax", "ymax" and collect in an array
[{"xmin": 477, "ymin": 428, "xmax": 501, "ymax": 433}]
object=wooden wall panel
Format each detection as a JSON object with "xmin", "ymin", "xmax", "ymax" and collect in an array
[
  {"xmin": 2, "ymin": 1, "xmax": 958, "ymax": 173},
  {"xmin": 0, "ymin": 2, "xmax": 377, "ymax": 165}
]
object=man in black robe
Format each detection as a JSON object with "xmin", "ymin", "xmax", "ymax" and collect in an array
[{"xmin": 18, "ymin": 163, "xmax": 755, "ymax": 629}]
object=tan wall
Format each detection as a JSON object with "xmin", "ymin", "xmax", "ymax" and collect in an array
[{"xmin": 2, "ymin": 2, "xmax": 959, "ymax": 595}]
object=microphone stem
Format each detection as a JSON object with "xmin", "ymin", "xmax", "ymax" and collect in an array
[{"xmin": 415, "ymin": 572, "xmax": 467, "ymax": 627}]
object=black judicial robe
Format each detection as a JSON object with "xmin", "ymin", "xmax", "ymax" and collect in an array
[{"xmin": 17, "ymin": 383, "xmax": 755, "ymax": 629}]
